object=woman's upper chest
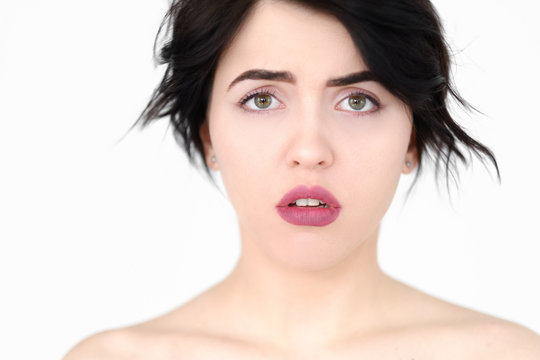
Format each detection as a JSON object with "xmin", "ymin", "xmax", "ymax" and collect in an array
[{"xmin": 124, "ymin": 326, "xmax": 489, "ymax": 360}]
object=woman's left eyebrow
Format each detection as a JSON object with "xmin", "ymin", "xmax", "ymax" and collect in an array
[
  {"xmin": 326, "ymin": 71, "xmax": 378, "ymax": 87},
  {"xmin": 227, "ymin": 69, "xmax": 378, "ymax": 91}
]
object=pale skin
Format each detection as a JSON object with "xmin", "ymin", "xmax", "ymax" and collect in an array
[{"xmin": 64, "ymin": 1, "xmax": 540, "ymax": 359}]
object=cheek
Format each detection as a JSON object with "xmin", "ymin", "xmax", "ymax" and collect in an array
[
  {"xmin": 342, "ymin": 114, "xmax": 412, "ymax": 217},
  {"xmin": 344, "ymin": 113, "xmax": 411, "ymax": 174},
  {"xmin": 208, "ymin": 111, "xmax": 268, "ymax": 221}
]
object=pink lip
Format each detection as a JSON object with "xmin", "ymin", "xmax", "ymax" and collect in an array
[{"xmin": 275, "ymin": 185, "xmax": 341, "ymax": 226}]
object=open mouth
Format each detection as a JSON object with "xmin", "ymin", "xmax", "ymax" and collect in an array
[{"xmin": 276, "ymin": 185, "xmax": 341, "ymax": 226}]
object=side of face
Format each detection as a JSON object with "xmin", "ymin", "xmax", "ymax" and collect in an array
[{"xmin": 200, "ymin": 0, "xmax": 417, "ymax": 270}]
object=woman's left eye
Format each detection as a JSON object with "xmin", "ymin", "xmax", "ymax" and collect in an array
[
  {"xmin": 336, "ymin": 93, "xmax": 379, "ymax": 114},
  {"xmin": 240, "ymin": 92, "xmax": 282, "ymax": 111}
]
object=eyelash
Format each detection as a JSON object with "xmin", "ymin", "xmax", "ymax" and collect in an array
[{"xmin": 238, "ymin": 88, "xmax": 380, "ymax": 114}]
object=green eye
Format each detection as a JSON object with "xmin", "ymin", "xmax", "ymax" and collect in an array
[
  {"xmin": 254, "ymin": 94, "xmax": 273, "ymax": 109},
  {"xmin": 348, "ymin": 95, "xmax": 367, "ymax": 110},
  {"xmin": 240, "ymin": 90, "xmax": 282, "ymax": 112},
  {"xmin": 336, "ymin": 92, "xmax": 378, "ymax": 115}
]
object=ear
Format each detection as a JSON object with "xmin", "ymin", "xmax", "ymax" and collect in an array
[
  {"xmin": 199, "ymin": 120, "xmax": 218, "ymax": 170},
  {"xmin": 402, "ymin": 127, "xmax": 418, "ymax": 174}
]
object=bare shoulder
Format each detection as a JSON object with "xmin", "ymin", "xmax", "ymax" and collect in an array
[
  {"xmin": 417, "ymin": 291, "xmax": 540, "ymax": 358},
  {"xmin": 61, "ymin": 288, "xmax": 244, "ymax": 360},
  {"xmin": 468, "ymin": 319, "xmax": 540, "ymax": 359},
  {"xmin": 62, "ymin": 323, "xmax": 279, "ymax": 360},
  {"xmin": 62, "ymin": 328, "xmax": 135, "ymax": 360},
  {"xmin": 415, "ymin": 295, "xmax": 540, "ymax": 359},
  {"xmin": 382, "ymin": 277, "xmax": 540, "ymax": 359}
]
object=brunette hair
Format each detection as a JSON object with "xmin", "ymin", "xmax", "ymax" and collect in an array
[{"xmin": 132, "ymin": 0, "xmax": 499, "ymax": 190}]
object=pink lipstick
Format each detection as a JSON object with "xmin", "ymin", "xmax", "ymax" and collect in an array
[{"xmin": 275, "ymin": 185, "xmax": 341, "ymax": 226}]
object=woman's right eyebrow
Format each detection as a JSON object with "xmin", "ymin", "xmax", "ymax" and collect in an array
[
  {"xmin": 227, "ymin": 69, "xmax": 378, "ymax": 91},
  {"xmin": 227, "ymin": 69, "xmax": 295, "ymax": 91}
]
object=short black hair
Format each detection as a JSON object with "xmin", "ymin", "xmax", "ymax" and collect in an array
[{"xmin": 132, "ymin": 0, "xmax": 500, "ymax": 191}]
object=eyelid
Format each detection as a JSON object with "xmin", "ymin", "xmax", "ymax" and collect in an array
[{"xmin": 239, "ymin": 87, "xmax": 275, "ymax": 104}]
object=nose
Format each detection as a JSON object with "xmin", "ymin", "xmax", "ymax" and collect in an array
[{"xmin": 285, "ymin": 109, "xmax": 335, "ymax": 170}]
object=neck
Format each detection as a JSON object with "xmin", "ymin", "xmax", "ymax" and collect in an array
[{"xmin": 217, "ymin": 224, "xmax": 390, "ymax": 352}]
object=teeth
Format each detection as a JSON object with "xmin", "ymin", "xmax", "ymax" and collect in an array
[{"xmin": 294, "ymin": 198, "xmax": 327, "ymax": 207}]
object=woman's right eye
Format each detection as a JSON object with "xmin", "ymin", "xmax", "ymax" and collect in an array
[{"xmin": 240, "ymin": 92, "xmax": 283, "ymax": 112}]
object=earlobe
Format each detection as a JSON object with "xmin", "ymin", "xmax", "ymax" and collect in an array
[
  {"xmin": 402, "ymin": 128, "xmax": 418, "ymax": 174},
  {"xmin": 402, "ymin": 158, "xmax": 416, "ymax": 174}
]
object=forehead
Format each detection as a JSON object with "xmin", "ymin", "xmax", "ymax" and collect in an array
[{"xmin": 215, "ymin": 0, "xmax": 368, "ymax": 85}]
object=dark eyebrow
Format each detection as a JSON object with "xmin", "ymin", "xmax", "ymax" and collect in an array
[
  {"xmin": 227, "ymin": 69, "xmax": 379, "ymax": 91},
  {"xmin": 227, "ymin": 69, "xmax": 295, "ymax": 91},
  {"xmin": 326, "ymin": 71, "xmax": 379, "ymax": 87}
]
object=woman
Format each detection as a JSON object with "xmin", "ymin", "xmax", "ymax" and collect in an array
[{"xmin": 64, "ymin": 0, "xmax": 540, "ymax": 358}]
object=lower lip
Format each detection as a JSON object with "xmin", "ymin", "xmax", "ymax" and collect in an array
[{"xmin": 275, "ymin": 206, "xmax": 341, "ymax": 226}]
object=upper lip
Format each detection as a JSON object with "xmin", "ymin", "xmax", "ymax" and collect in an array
[{"xmin": 276, "ymin": 185, "xmax": 341, "ymax": 208}]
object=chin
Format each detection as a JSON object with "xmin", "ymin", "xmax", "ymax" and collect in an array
[{"xmin": 258, "ymin": 227, "xmax": 368, "ymax": 272}]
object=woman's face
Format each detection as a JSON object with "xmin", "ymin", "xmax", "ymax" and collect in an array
[{"xmin": 202, "ymin": 0, "xmax": 416, "ymax": 270}]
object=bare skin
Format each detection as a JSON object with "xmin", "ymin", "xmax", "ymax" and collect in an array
[
  {"xmin": 64, "ymin": 274, "xmax": 540, "ymax": 359},
  {"xmin": 64, "ymin": 1, "xmax": 540, "ymax": 358}
]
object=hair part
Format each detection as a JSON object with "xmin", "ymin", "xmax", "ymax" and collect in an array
[{"xmin": 132, "ymin": 0, "xmax": 500, "ymax": 192}]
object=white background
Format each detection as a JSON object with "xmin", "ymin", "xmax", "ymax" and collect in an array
[{"xmin": 1, "ymin": 0, "xmax": 539, "ymax": 359}]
